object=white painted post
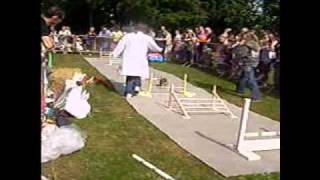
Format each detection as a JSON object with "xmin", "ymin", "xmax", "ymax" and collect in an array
[
  {"xmin": 99, "ymin": 48, "xmax": 102, "ymax": 57},
  {"xmin": 108, "ymin": 56, "xmax": 112, "ymax": 65},
  {"xmin": 182, "ymin": 73, "xmax": 196, "ymax": 97},
  {"xmin": 212, "ymin": 85, "xmax": 217, "ymax": 99},
  {"xmin": 132, "ymin": 154, "xmax": 175, "ymax": 180},
  {"xmin": 139, "ymin": 73, "xmax": 153, "ymax": 97},
  {"xmin": 236, "ymin": 98, "xmax": 251, "ymax": 151},
  {"xmin": 171, "ymin": 84, "xmax": 190, "ymax": 119},
  {"xmin": 168, "ymin": 84, "xmax": 173, "ymax": 109},
  {"xmin": 148, "ymin": 73, "xmax": 154, "ymax": 92},
  {"xmin": 93, "ymin": 37, "xmax": 97, "ymax": 51},
  {"xmin": 212, "ymin": 85, "xmax": 217, "ymax": 110},
  {"xmin": 183, "ymin": 74, "xmax": 188, "ymax": 94}
]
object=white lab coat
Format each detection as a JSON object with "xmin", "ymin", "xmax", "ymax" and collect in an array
[{"xmin": 112, "ymin": 31, "xmax": 163, "ymax": 78}]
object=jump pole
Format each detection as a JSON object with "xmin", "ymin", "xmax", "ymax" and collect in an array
[
  {"xmin": 132, "ymin": 154, "xmax": 175, "ymax": 180},
  {"xmin": 139, "ymin": 73, "xmax": 153, "ymax": 97},
  {"xmin": 181, "ymin": 74, "xmax": 196, "ymax": 97},
  {"xmin": 235, "ymin": 98, "xmax": 280, "ymax": 161},
  {"xmin": 236, "ymin": 98, "xmax": 251, "ymax": 153}
]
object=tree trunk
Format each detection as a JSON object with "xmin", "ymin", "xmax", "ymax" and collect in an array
[
  {"xmin": 86, "ymin": 0, "xmax": 93, "ymax": 27},
  {"xmin": 89, "ymin": 9, "xmax": 93, "ymax": 27}
]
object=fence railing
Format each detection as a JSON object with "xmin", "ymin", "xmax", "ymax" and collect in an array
[{"xmin": 53, "ymin": 35, "xmax": 116, "ymax": 55}]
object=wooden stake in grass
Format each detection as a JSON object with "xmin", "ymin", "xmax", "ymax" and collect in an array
[{"xmin": 132, "ymin": 154, "xmax": 175, "ymax": 180}]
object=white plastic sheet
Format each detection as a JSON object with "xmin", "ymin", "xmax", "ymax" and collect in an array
[
  {"xmin": 64, "ymin": 86, "xmax": 91, "ymax": 119},
  {"xmin": 41, "ymin": 124, "xmax": 86, "ymax": 163}
]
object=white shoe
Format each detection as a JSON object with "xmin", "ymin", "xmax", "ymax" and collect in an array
[
  {"xmin": 126, "ymin": 93, "xmax": 133, "ymax": 99},
  {"xmin": 134, "ymin": 86, "xmax": 140, "ymax": 92}
]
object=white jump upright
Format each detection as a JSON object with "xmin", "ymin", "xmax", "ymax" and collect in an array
[
  {"xmin": 139, "ymin": 73, "xmax": 155, "ymax": 97},
  {"xmin": 175, "ymin": 74, "xmax": 196, "ymax": 97},
  {"xmin": 106, "ymin": 52, "xmax": 121, "ymax": 65},
  {"xmin": 168, "ymin": 84, "xmax": 237, "ymax": 119},
  {"xmin": 236, "ymin": 98, "xmax": 280, "ymax": 161}
]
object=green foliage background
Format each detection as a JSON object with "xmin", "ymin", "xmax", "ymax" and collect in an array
[{"xmin": 41, "ymin": 0, "xmax": 279, "ymax": 34}]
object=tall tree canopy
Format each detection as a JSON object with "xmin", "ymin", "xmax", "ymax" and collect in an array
[{"xmin": 41, "ymin": 0, "xmax": 279, "ymax": 34}]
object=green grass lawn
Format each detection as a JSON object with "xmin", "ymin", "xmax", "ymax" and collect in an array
[
  {"xmin": 151, "ymin": 62, "xmax": 280, "ymax": 121},
  {"xmin": 42, "ymin": 54, "xmax": 279, "ymax": 180}
]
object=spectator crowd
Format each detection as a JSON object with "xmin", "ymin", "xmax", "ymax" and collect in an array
[{"xmin": 49, "ymin": 23, "xmax": 280, "ymax": 97}]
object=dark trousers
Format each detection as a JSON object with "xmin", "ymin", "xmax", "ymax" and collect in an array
[
  {"xmin": 236, "ymin": 68, "xmax": 261, "ymax": 100},
  {"xmin": 274, "ymin": 62, "xmax": 280, "ymax": 90},
  {"xmin": 196, "ymin": 42, "xmax": 205, "ymax": 63},
  {"xmin": 257, "ymin": 61, "xmax": 271, "ymax": 83},
  {"xmin": 100, "ymin": 41, "xmax": 109, "ymax": 52},
  {"xmin": 125, "ymin": 76, "xmax": 141, "ymax": 95}
]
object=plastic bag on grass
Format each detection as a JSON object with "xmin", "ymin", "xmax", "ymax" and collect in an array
[{"xmin": 41, "ymin": 124, "xmax": 86, "ymax": 163}]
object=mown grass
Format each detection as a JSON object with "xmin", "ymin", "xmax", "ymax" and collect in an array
[{"xmin": 41, "ymin": 54, "xmax": 279, "ymax": 180}]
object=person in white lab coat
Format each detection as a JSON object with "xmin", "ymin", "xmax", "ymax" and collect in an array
[{"xmin": 112, "ymin": 23, "xmax": 163, "ymax": 98}]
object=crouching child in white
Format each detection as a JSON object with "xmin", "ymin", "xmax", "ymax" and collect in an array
[{"xmin": 112, "ymin": 23, "xmax": 163, "ymax": 98}]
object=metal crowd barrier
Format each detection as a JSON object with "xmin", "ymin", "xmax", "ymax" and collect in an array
[{"xmin": 53, "ymin": 35, "xmax": 117, "ymax": 56}]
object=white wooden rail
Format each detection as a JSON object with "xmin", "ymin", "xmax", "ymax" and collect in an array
[
  {"xmin": 236, "ymin": 98, "xmax": 280, "ymax": 161},
  {"xmin": 168, "ymin": 84, "xmax": 237, "ymax": 119}
]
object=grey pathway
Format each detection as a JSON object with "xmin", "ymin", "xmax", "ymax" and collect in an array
[{"xmin": 84, "ymin": 57, "xmax": 280, "ymax": 177}]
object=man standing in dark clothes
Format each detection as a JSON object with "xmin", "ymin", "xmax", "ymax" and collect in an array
[
  {"xmin": 234, "ymin": 34, "xmax": 261, "ymax": 101},
  {"xmin": 155, "ymin": 26, "xmax": 167, "ymax": 58},
  {"xmin": 41, "ymin": 6, "xmax": 64, "ymax": 118},
  {"xmin": 274, "ymin": 42, "xmax": 280, "ymax": 92},
  {"xmin": 41, "ymin": 6, "xmax": 64, "ymax": 50}
]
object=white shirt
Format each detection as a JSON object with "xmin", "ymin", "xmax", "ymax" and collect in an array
[
  {"xmin": 112, "ymin": 31, "xmax": 163, "ymax": 78},
  {"xmin": 59, "ymin": 30, "xmax": 71, "ymax": 36}
]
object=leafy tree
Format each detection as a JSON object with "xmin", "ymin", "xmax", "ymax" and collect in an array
[{"xmin": 41, "ymin": 0, "xmax": 279, "ymax": 34}]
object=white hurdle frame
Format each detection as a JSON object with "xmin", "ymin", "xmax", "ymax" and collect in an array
[
  {"xmin": 102, "ymin": 51, "xmax": 121, "ymax": 65},
  {"xmin": 236, "ymin": 98, "xmax": 280, "ymax": 161},
  {"xmin": 168, "ymin": 84, "xmax": 237, "ymax": 119},
  {"xmin": 108, "ymin": 54, "xmax": 121, "ymax": 65}
]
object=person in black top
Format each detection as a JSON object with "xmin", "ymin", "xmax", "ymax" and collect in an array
[
  {"xmin": 234, "ymin": 34, "xmax": 261, "ymax": 101},
  {"xmin": 41, "ymin": 6, "xmax": 64, "ymax": 50},
  {"xmin": 155, "ymin": 26, "xmax": 167, "ymax": 57},
  {"xmin": 274, "ymin": 42, "xmax": 280, "ymax": 92},
  {"xmin": 41, "ymin": 6, "xmax": 64, "ymax": 117}
]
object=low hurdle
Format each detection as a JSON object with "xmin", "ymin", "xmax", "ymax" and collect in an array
[
  {"xmin": 104, "ymin": 52, "xmax": 121, "ymax": 65},
  {"xmin": 235, "ymin": 98, "xmax": 280, "ymax": 161},
  {"xmin": 139, "ymin": 73, "xmax": 195, "ymax": 98},
  {"xmin": 176, "ymin": 74, "xmax": 196, "ymax": 97},
  {"xmin": 99, "ymin": 50, "xmax": 110, "ymax": 58},
  {"xmin": 79, "ymin": 50, "xmax": 100, "ymax": 55},
  {"xmin": 167, "ymin": 84, "xmax": 237, "ymax": 119}
]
